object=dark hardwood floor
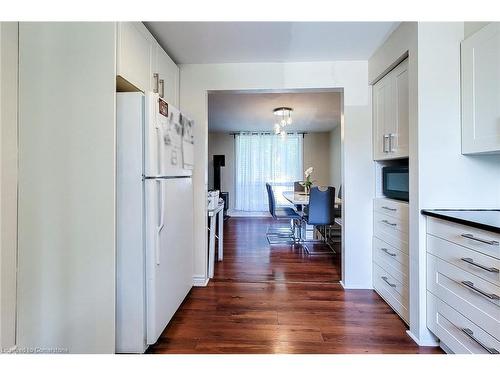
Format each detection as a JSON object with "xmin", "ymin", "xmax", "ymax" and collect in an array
[{"xmin": 147, "ymin": 217, "xmax": 443, "ymax": 354}]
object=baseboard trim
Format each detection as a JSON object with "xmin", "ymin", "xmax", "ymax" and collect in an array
[
  {"xmin": 340, "ymin": 281, "xmax": 373, "ymax": 290},
  {"xmin": 193, "ymin": 276, "xmax": 209, "ymax": 287},
  {"xmin": 406, "ymin": 330, "xmax": 440, "ymax": 347},
  {"xmin": 339, "ymin": 280, "xmax": 346, "ymax": 289}
]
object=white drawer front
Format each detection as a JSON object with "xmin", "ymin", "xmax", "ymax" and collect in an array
[
  {"xmin": 374, "ymin": 212, "xmax": 409, "ymax": 253},
  {"xmin": 427, "ymin": 234, "xmax": 500, "ymax": 287},
  {"xmin": 373, "ymin": 263, "xmax": 409, "ymax": 323},
  {"xmin": 427, "ymin": 254, "xmax": 500, "ymax": 340},
  {"xmin": 373, "ymin": 237, "xmax": 409, "ymax": 283},
  {"xmin": 427, "ymin": 292, "xmax": 500, "ymax": 354},
  {"xmin": 427, "ymin": 217, "xmax": 500, "ymax": 260},
  {"xmin": 373, "ymin": 198, "xmax": 409, "ymax": 221}
]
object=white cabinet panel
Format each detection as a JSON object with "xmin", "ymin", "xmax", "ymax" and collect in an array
[
  {"xmin": 18, "ymin": 22, "xmax": 116, "ymax": 354},
  {"xmin": 392, "ymin": 61, "xmax": 409, "ymax": 158},
  {"xmin": 427, "ymin": 254, "xmax": 500, "ymax": 339},
  {"xmin": 372, "ymin": 58, "xmax": 409, "ymax": 160},
  {"xmin": 373, "ymin": 73, "xmax": 393, "ymax": 160},
  {"xmin": 427, "ymin": 292, "xmax": 500, "ymax": 354},
  {"xmin": 154, "ymin": 43, "xmax": 180, "ymax": 107},
  {"xmin": 117, "ymin": 22, "xmax": 153, "ymax": 92},
  {"xmin": 462, "ymin": 22, "xmax": 500, "ymax": 154}
]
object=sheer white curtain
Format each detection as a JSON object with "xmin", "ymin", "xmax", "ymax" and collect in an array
[{"xmin": 235, "ymin": 132, "xmax": 303, "ymax": 212}]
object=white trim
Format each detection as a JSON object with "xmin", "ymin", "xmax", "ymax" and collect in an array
[
  {"xmin": 340, "ymin": 282, "xmax": 373, "ymax": 290},
  {"xmin": 406, "ymin": 329, "xmax": 440, "ymax": 347},
  {"xmin": 192, "ymin": 276, "xmax": 209, "ymax": 287},
  {"xmin": 339, "ymin": 280, "xmax": 346, "ymax": 289}
]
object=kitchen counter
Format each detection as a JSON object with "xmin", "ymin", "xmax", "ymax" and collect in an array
[{"xmin": 421, "ymin": 209, "xmax": 500, "ymax": 234}]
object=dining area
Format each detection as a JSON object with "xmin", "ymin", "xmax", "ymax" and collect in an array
[{"xmin": 265, "ymin": 167, "xmax": 343, "ymax": 254}]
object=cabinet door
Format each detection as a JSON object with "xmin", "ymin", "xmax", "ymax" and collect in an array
[
  {"xmin": 155, "ymin": 43, "xmax": 180, "ymax": 106},
  {"xmin": 116, "ymin": 22, "xmax": 152, "ymax": 92},
  {"xmin": 373, "ymin": 74, "xmax": 393, "ymax": 160},
  {"xmin": 391, "ymin": 58, "xmax": 409, "ymax": 158},
  {"xmin": 462, "ymin": 23, "xmax": 500, "ymax": 154}
]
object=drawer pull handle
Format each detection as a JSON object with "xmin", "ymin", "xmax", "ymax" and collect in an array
[
  {"xmin": 382, "ymin": 206, "xmax": 397, "ymax": 211},
  {"xmin": 461, "ymin": 280, "xmax": 500, "ymax": 301},
  {"xmin": 381, "ymin": 248, "xmax": 397, "ymax": 257},
  {"xmin": 461, "ymin": 328, "xmax": 500, "ymax": 354},
  {"xmin": 382, "ymin": 220, "xmax": 397, "ymax": 227},
  {"xmin": 461, "ymin": 233, "xmax": 500, "ymax": 246},
  {"xmin": 461, "ymin": 257, "xmax": 500, "ymax": 274},
  {"xmin": 381, "ymin": 276, "xmax": 396, "ymax": 288}
]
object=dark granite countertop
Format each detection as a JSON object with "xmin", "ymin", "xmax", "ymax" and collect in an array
[{"xmin": 421, "ymin": 209, "xmax": 500, "ymax": 234}]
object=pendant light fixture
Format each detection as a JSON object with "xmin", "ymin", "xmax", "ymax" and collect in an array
[{"xmin": 273, "ymin": 107, "xmax": 293, "ymax": 135}]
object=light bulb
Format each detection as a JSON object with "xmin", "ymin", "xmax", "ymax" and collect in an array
[{"xmin": 280, "ymin": 119, "xmax": 286, "ymax": 126}]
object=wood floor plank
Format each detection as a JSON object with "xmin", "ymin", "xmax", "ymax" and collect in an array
[{"xmin": 147, "ymin": 217, "xmax": 443, "ymax": 354}]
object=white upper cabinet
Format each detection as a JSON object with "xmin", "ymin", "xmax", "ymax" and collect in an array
[
  {"xmin": 461, "ymin": 23, "xmax": 500, "ymax": 154},
  {"xmin": 116, "ymin": 23, "xmax": 180, "ymax": 107},
  {"xmin": 153, "ymin": 42, "xmax": 180, "ymax": 107},
  {"xmin": 373, "ymin": 73, "xmax": 393, "ymax": 160},
  {"xmin": 116, "ymin": 22, "xmax": 153, "ymax": 92},
  {"xmin": 373, "ymin": 58, "xmax": 409, "ymax": 161}
]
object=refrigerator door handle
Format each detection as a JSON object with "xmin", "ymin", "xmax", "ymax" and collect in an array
[{"xmin": 155, "ymin": 180, "xmax": 166, "ymax": 265}]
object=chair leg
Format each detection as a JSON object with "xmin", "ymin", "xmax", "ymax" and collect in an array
[{"xmin": 302, "ymin": 225, "xmax": 336, "ymax": 254}]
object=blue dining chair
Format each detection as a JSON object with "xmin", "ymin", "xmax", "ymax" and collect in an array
[
  {"xmin": 265, "ymin": 183, "xmax": 301, "ymax": 244},
  {"xmin": 301, "ymin": 186, "xmax": 336, "ymax": 254}
]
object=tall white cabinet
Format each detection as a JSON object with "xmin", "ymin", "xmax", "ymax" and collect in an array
[
  {"xmin": 461, "ymin": 22, "xmax": 500, "ymax": 154},
  {"xmin": 373, "ymin": 58, "xmax": 409, "ymax": 160}
]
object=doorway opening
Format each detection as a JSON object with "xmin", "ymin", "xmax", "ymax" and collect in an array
[{"xmin": 207, "ymin": 88, "xmax": 344, "ymax": 284}]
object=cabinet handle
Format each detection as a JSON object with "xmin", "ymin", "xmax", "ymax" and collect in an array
[
  {"xmin": 461, "ymin": 328, "xmax": 500, "ymax": 354},
  {"xmin": 153, "ymin": 73, "xmax": 159, "ymax": 94},
  {"xmin": 388, "ymin": 133, "xmax": 395, "ymax": 152},
  {"xmin": 461, "ymin": 280, "xmax": 500, "ymax": 300},
  {"xmin": 381, "ymin": 206, "xmax": 397, "ymax": 212},
  {"xmin": 381, "ymin": 248, "xmax": 397, "ymax": 257},
  {"xmin": 461, "ymin": 257, "xmax": 499, "ymax": 273},
  {"xmin": 381, "ymin": 276, "xmax": 396, "ymax": 288},
  {"xmin": 461, "ymin": 233, "xmax": 499, "ymax": 246},
  {"xmin": 383, "ymin": 134, "xmax": 389, "ymax": 153},
  {"xmin": 382, "ymin": 219, "xmax": 397, "ymax": 227},
  {"xmin": 159, "ymin": 79, "xmax": 165, "ymax": 98}
]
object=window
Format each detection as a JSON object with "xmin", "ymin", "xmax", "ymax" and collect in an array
[{"xmin": 235, "ymin": 133, "xmax": 303, "ymax": 211}]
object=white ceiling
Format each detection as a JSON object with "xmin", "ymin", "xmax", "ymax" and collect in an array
[
  {"xmin": 145, "ymin": 22, "xmax": 399, "ymax": 64},
  {"xmin": 208, "ymin": 90, "xmax": 341, "ymax": 133}
]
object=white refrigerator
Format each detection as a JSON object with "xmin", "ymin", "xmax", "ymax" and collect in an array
[{"xmin": 116, "ymin": 92, "xmax": 194, "ymax": 353}]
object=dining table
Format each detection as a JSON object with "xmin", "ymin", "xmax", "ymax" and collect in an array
[
  {"xmin": 282, "ymin": 191, "xmax": 342, "ymax": 207},
  {"xmin": 282, "ymin": 191, "xmax": 342, "ymax": 241}
]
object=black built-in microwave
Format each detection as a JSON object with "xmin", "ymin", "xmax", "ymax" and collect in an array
[{"xmin": 382, "ymin": 166, "xmax": 409, "ymax": 202}]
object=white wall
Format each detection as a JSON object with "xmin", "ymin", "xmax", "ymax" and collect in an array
[
  {"xmin": 0, "ymin": 22, "xmax": 18, "ymax": 351},
  {"xmin": 16, "ymin": 23, "xmax": 116, "ymax": 354},
  {"xmin": 180, "ymin": 61, "xmax": 374, "ymax": 288},
  {"xmin": 329, "ymin": 126, "xmax": 342, "ymax": 190},
  {"xmin": 208, "ymin": 132, "xmax": 235, "ymax": 210}
]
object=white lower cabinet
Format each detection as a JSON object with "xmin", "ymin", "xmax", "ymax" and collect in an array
[
  {"xmin": 426, "ymin": 217, "xmax": 500, "ymax": 354},
  {"xmin": 373, "ymin": 198, "xmax": 409, "ymax": 323}
]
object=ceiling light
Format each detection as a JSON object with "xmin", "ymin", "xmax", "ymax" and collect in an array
[{"xmin": 273, "ymin": 107, "xmax": 293, "ymax": 133}]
